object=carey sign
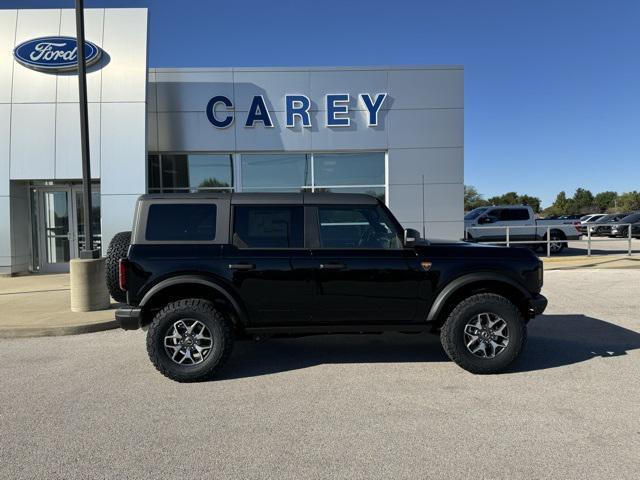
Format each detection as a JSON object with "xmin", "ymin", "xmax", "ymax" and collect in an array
[
  {"xmin": 206, "ymin": 93, "xmax": 388, "ymax": 129},
  {"xmin": 13, "ymin": 36, "xmax": 102, "ymax": 73}
]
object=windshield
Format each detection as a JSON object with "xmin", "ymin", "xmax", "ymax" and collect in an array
[
  {"xmin": 465, "ymin": 207, "xmax": 488, "ymax": 220},
  {"xmin": 619, "ymin": 213, "xmax": 640, "ymax": 223}
]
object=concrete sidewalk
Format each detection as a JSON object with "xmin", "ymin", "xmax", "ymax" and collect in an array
[{"xmin": 0, "ymin": 273, "xmax": 119, "ymax": 338}]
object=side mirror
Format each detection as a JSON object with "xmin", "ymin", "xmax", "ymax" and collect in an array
[
  {"xmin": 479, "ymin": 216, "xmax": 493, "ymax": 224},
  {"xmin": 404, "ymin": 228, "xmax": 421, "ymax": 246}
]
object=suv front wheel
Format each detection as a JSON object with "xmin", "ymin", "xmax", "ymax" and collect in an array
[
  {"xmin": 147, "ymin": 299, "xmax": 234, "ymax": 382},
  {"xmin": 440, "ymin": 293, "xmax": 526, "ymax": 374}
]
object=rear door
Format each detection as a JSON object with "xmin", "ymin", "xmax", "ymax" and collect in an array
[
  {"xmin": 224, "ymin": 204, "xmax": 313, "ymax": 325},
  {"xmin": 500, "ymin": 207, "xmax": 536, "ymax": 241},
  {"xmin": 308, "ymin": 204, "xmax": 419, "ymax": 324}
]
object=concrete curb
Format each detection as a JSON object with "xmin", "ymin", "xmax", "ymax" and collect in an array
[{"xmin": 0, "ymin": 319, "xmax": 119, "ymax": 339}]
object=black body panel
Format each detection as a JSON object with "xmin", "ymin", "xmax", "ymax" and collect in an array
[{"xmin": 120, "ymin": 193, "xmax": 546, "ymax": 331}]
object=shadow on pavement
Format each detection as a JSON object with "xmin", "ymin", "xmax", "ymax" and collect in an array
[
  {"xmin": 511, "ymin": 314, "xmax": 640, "ymax": 372},
  {"xmin": 215, "ymin": 314, "xmax": 640, "ymax": 380}
]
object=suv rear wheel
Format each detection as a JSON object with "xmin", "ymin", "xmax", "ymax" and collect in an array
[
  {"xmin": 147, "ymin": 299, "xmax": 234, "ymax": 382},
  {"xmin": 440, "ymin": 293, "xmax": 526, "ymax": 374}
]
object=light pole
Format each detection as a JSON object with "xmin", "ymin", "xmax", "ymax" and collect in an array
[{"xmin": 75, "ymin": 0, "xmax": 98, "ymax": 259}]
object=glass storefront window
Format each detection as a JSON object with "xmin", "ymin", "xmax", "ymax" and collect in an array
[
  {"xmin": 241, "ymin": 154, "xmax": 310, "ymax": 191},
  {"xmin": 148, "ymin": 152, "xmax": 386, "ymax": 202},
  {"xmin": 313, "ymin": 152, "xmax": 385, "ymax": 187},
  {"xmin": 148, "ymin": 154, "xmax": 233, "ymax": 193}
]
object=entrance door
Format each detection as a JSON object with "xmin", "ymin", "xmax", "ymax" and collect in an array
[
  {"xmin": 34, "ymin": 184, "xmax": 101, "ymax": 272},
  {"xmin": 38, "ymin": 189, "xmax": 73, "ymax": 272}
]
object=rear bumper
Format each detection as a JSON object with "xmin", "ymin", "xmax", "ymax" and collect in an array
[
  {"xmin": 528, "ymin": 294, "xmax": 548, "ymax": 317},
  {"xmin": 115, "ymin": 307, "xmax": 142, "ymax": 330}
]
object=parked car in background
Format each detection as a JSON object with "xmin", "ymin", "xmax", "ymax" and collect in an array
[
  {"xmin": 464, "ymin": 205, "xmax": 581, "ymax": 253},
  {"xmin": 580, "ymin": 214, "xmax": 605, "ymax": 224},
  {"xmin": 610, "ymin": 212, "xmax": 640, "ymax": 238},
  {"xmin": 588, "ymin": 213, "xmax": 630, "ymax": 237},
  {"xmin": 579, "ymin": 213, "xmax": 607, "ymax": 233}
]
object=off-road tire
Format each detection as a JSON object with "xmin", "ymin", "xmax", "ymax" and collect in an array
[
  {"xmin": 105, "ymin": 231, "xmax": 131, "ymax": 303},
  {"xmin": 440, "ymin": 293, "xmax": 526, "ymax": 374},
  {"xmin": 146, "ymin": 299, "xmax": 234, "ymax": 382}
]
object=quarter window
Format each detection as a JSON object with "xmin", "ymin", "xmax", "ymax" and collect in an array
[
  {"xmin": 317, "ymin": 205, "xmax": 402, "ymax": 249},
  {"xmin": 232, "ymin": 206, "xmax": 304, "ymax": 248},
  {"xmin": 145, "ymin": 204, "xmax": 217, "ymax": 241}
]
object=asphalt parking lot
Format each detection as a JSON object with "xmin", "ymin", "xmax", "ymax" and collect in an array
[{"xmin": 1, "ymin": 270, "xmax": 639, "ymax": 479}]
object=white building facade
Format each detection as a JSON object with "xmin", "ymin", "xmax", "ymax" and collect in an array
[{"xmin": 0, "ymin": 7, "xmax": 463, "ymax": 275}]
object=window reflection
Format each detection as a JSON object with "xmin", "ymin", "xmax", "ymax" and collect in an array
[
  {"xmin": 148, "ymin": 154, "xmax": 233, "ymax": 193},
  {"xmin": 241, "ymin": 154, "xmax": 310, "ymax": 191}
]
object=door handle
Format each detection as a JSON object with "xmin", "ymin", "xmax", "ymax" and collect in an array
[
  {"xmin": 228, "ymin": 263, "xmax": 255, "ymax": 271},
  {"xmin": 319, "ymin": 263, "xmax": 346, "ymax": 270}
]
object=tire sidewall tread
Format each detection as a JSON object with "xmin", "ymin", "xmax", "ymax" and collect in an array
[
  {"xmin": 146, "ymin": 298, "xmax": 234, "ymax": 382},
  {"xmin": 440, "ymin": 293, "xmax": 527, "ymax": 374},
  {"xmin": 105, "ymin": 231, "xmax": 131, "ymax": 303}
]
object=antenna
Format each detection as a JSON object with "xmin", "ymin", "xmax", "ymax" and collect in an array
[{"xmin": 422, "ymin": 175, "xmax": 426, "ymax": 238}]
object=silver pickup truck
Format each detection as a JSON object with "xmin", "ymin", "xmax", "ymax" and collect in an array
[{"xmin": 464, "ymin": 205, "xmax": 581, "ymax": 253}]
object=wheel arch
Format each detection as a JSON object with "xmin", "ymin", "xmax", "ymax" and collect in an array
[
  {"xmin": 139, "ymin": 276, "xmax": 248, "ymax": 328},
  {"xmin": 427, "ymin": 273, "xmax": 532, "ymax": 327}
]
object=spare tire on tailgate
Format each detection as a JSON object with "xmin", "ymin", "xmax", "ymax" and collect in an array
[{"xmin": 105, "ymin": 231, "xmax": 131, "ymax": 303}]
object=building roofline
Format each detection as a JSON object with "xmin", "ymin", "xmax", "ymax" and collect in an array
[{"xmin": 148, "ymin": 65, "xmax": 463, "ymax": 74}]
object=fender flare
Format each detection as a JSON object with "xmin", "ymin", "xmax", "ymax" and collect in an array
[
  {"xmin": 426, "ymin": 272, "xmax": 532, "ymax": 323},
  {"xmin": 139, "ymin": 275, "xmax": 248, "ymax": 324}
]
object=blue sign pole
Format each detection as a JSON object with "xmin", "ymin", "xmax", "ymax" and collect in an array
[{"xmin": 75, "ymin": 0, "xmax": 98, "ymax": 259}]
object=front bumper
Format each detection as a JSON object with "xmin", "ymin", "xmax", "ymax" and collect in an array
[
  {"xmin": 528, "ymin": 294, "xmax": 548, "ymax": 317},
  {"xmin": 115, "ymin": 307, "xmax": 142, "ymax": 330}
]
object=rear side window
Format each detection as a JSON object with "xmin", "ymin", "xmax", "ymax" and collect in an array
[
  {"xmin": 232, "ymin": 205, "xmax": 303, "ymax": 248},
  {"xmin": 145, "ymin": 203, "xmax": 216, "ymax": 241},
  {"xmin": 501, "ymin": 209, "xmax": 529, "ymax": 221}
]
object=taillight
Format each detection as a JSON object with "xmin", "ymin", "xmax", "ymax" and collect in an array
[
  {"xmin": 118, "ymin": 259, "xmax": 128, "ymax": 291},
  {"xmin": 574, "ymin": 222, "xmax": 581, "ymax": 233}
]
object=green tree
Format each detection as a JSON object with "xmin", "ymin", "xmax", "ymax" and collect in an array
[
  {"xmin": 572, "ymin": 188, "xmax": 595, "ymax": 213},
  {"xmin": 464, "ymin": 185, "xmax": 489, "ymax": 211},
  {"xmin": 519, "ymin": 195, "xmax": 541, "ymax": 213},
  {"xmin": 594, "ymin": 191, "xmax": 618, "ymax": 212},
  {"xmin": 545, "ymin": 191, "xmax": 572, "ymax": 216},
  {"xmin": 486, "ymin": 191, "xmax": 541, "ymax": 213},
  {"xmin": 617, "ymin": 191, "xmax": 640, "ymax": 212}
]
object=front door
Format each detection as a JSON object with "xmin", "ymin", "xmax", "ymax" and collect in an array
[
  {"xmin": 309, "ymin": 204, "xmax": 419, "ymax": 324},
  {"xmin": 34, "ymin": 184, "xmax": 101, "ymax": 272}
]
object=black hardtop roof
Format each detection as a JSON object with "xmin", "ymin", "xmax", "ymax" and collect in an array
[{"xmin": 138, "ymin": 191, "xmax": 380, "ymax": 205}]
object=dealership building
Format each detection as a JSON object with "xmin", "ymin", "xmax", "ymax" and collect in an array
[{"xmin": 0, "ymin": 7, "xmax": 463, "ymax": 275}]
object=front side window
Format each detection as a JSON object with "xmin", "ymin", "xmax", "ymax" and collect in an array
[
  {"xmin": 146, "ymin": 204, "xmax": 217, "ymax": 241},
  {"xmin": 317, "ymin": 205, "xmax": 402, "ymax": 249},
  {"xmin": 465, "ymin": 207, "xmax": 488, "ymax": 220},
  {"xmin": 232, "ymin": 205, "xmax": 304, "ymax": 248}
]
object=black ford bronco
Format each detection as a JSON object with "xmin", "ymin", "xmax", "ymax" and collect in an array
[{"xmin": 111, "ymin": 192, "xmax": 547, "ymax": 382}]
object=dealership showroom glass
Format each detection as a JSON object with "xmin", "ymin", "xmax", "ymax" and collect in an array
[{"xmin": 0, "ymin": 7, "xmax": 463, "ymax": 275}]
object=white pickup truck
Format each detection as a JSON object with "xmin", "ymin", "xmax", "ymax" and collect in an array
[{"xmin": 464, "ymin": 205, "xmax": 581, "ymax": 253}]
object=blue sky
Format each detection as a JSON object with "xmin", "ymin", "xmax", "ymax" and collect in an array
[{"xmin": 4, "ymin": 0, "xmax": 639, "ymax": 207}]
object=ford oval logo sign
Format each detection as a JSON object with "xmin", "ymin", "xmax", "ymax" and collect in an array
[{"xmin": 13, "ymin": 36, "xmax": 102, "ymax": 73}]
